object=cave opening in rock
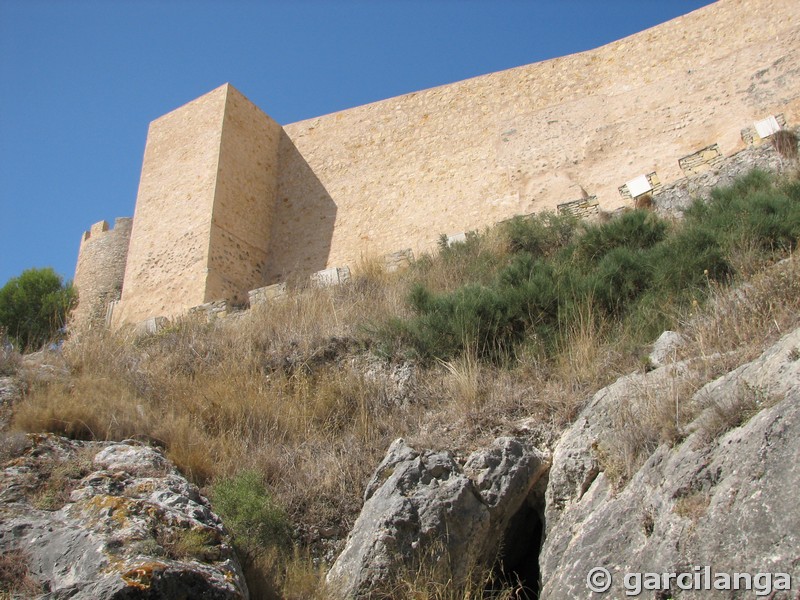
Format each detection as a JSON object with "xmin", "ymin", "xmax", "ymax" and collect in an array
[{"xmin": 492, "ymin": 480, "xmax": 547, "ymax": 599}]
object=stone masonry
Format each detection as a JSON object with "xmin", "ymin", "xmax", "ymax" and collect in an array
[
  {"xmin": 74, "ymin": 0, "xmax": 800, "ymax": 328},
  {"xmin": 72, "ymin": 218, "xmax": 132, "ymax": 330},
  {"xmin": 109, "ymin": 85, "xmax": 283, "ymax": 326}
]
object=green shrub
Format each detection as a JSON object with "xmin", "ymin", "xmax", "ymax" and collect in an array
[
  {"xmin": 684, "ymin": 169, "xmax": 800, "ymax": 254},
  {"xmin": 0, "ymin": 268, "xmax": 76, "ymax": 351},
  {"xmin": 574, "ymin": 210, "xmax": 667, "ymax": 265},
  {"xmin": 379, "ymin": 169, "xmax": 800, "ymax": 366},
  {"xmin": 210, "ymin": 470, "xmax": 291, "ymax": 560},
  {"xmin": 432, "ymin": 231, "xmax": 501, "ymax": 285},
  {"xmin": 649, "ymin": 227, "xmax": 731, "ymax": 293},
  {"xmin": 589, "ymin": 247, "xmax": 653, "ymax": 317},
  {"xmin": 401, "ymin": 283, "xmax": 520, "ymax": 361},
  {"xmin": 502, "ymin": 211, "xmax": 579, "ymax": 257}
]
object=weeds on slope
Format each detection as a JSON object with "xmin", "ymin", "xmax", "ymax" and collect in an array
[{"xmin": 9, "ymin": 168, "xmax": 800, "ymax": 597}]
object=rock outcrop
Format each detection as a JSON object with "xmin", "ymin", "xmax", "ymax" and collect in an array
[
  {"xmin": 326, "ymin": 437, "xmax": 550, "ymax": 598},
  {"xmin": 0, "ymin": 434, "xmax": 248, "ymax": 599},
  {"xmin": 539, "ymin": 327, "xmax": 800, "ymax": 599}
]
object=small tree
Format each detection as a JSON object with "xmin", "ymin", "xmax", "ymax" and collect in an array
[{"xmin": 0, "ymin": 268, "xmax": 76, "ymax": 351}]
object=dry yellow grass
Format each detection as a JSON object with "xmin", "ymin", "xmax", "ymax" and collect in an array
[{"xmin": 10, "ymin": 217, "xmax": 800, "ymax": 596}]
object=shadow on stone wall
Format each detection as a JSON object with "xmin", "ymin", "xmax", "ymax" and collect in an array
[{"xmin": 265, "ymin": 131, "xmax": 337, "ymax": 283}]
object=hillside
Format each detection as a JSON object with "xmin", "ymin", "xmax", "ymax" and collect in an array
[{"xmin": 2, "ymin": 139, "xmax": 800, "ymax": 598}]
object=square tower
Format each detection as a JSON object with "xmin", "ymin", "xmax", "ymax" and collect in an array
[{"xmin": 113, "ymin": 84, "xmax": 282, "ymax": 326}]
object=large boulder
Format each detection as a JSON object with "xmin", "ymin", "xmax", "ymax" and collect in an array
[
  {"xmin": 326, "ymin": 437, "xmax": 549, "ymax": 598},
  {"xmin": 0, "ymin": 434, "xmax": 248, "ymax": 599},
  {"xmin": 540, "ymin": 327, "xmax": 800, "ymax": 599}
]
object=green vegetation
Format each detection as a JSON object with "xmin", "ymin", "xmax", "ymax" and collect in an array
[
  {"xmin": 0, "ymin": 267, "xmax": 76, "ymax": 351},
  {"xmin": 211, "ymin": 470, "xmax": 291, "ymax": 559},
  {"xmin": 383, "ymin": 169, "xmax": 800, "ymax": 363}
]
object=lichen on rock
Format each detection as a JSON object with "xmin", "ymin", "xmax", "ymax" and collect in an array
[{"xmin": 0, "ymin": 434, "xmax": 248, "ymax": 599}]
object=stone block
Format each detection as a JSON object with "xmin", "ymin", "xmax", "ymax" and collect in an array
[
  {"xmin": 618, "ymin": 172, "xmax": 662, "ymax": 201},
  {"xmin": 188, "ymin": 300, "xmax": 229, "ymax": 321},
  {"xmin": 679, "ymin": 144, "xmax": 724, "ymax": 176},
  {"xmin": 445, "ymin": 232, "xmax": 468, "ymax": 246},
  {"xmin": 249, "ymin": 282, "xmax": 288, "ymax": 305},
  {"xmin": 311, "ymin": 266, "xmax": 351, "ymax": 287},
  {"xmin": 741, "ymin": 113, "xmax": 786, "ymax": 145},
  {"xmin": 557, "ymin": 196, "xmax": 599, "ymax": 218},
  {"xmin": 135, "ymin": 316, "xmax": 169, "ymax": 335}
]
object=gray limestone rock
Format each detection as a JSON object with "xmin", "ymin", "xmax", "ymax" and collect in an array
[
  {"xmin": 326, "ymin": 437, "xmax": 549, "ymax": 599},
  {"xmin": 648, "ymin": 330, "xmax": 685, "ymax": 368},
  {"xmin": 0, "ymin": 434, "xmax": 248, "ymax": 599},
  {"xmin": 539, "ymin": 327, "xmax": 800, "ymax": 600}
]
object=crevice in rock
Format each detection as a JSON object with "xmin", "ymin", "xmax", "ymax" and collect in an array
[{"xmin": 493, "ymin": 474, "xmax": 548, "ymax": 599}]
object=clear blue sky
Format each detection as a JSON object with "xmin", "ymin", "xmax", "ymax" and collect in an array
[{"xmin": 0, "ymin": 0, "xmax": 715, "ymax": 287}]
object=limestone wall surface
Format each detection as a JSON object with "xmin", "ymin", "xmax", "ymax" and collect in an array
[
  {"xmin": 72, "ymin": 218, "xmax": 132, "ymax": 330},
  {"xmin": 269, "ymin": 0, "xmax": 800, "ymax": 281},
  {"xmin": 112, "ymin": 86, "xmax": 228, "ymax": 325},
  {"xmin": 206, "ymin": 86, "xmax": 282, "ymax": 306}
]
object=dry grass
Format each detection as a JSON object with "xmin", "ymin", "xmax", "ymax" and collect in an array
[
  {"xmin": 594, "ymin": 362, "xmax": 710, "ymax": 488},
  {"xmin": 9, "ymin": 263, "xmax": 626, "ymax": 594},
  {"xmin": 681, "ymin": 254, "xmax": 800, "ymax": 362},
  {"xmin": 375, "ymin": 540, "xmax": 526, "ymax": 600},
  {"xmin": 772, "ymin": 129, "xmax": 798, "ymax": 159},
  {"xmin": 695, "ymin": 381, "xmax": 780, "ymax": 444},
  {"xmin": 10, "ymin": 214, "xmax": 800, "ymax": 594},
  {"xmin": 0, "ymin": 329, "xmax": 20, "ymax": 376},
  {"xmin": 436, "ymin": 349, "xmax": 485, "ymax": 412},
  {"xmin": 673, "ymin": 490, "xmax": 710, "ymax": 522},
  {"xmin": 0, "ymin": 548, "xmax": 41, "ymax": 598}
]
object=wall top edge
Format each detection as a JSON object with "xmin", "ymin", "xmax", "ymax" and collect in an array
[{"xmin": 279, "ymin": 0, "xmax": 732, "ymax": 129}]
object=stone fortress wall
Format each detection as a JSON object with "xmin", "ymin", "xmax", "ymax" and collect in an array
[
  {"xmin": 74, "ymin": 0, "xmax": 800, "ymax": 327},
  {"xmin": 109, "ymin": 85, "xmax": 283, "ymax": 326},
  {"xmin": 270, "ymin": 0, "xmax": 800, "ymax": 282}
]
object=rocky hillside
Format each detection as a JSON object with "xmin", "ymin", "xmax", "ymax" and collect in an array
[
  {"xmin": 322, "ymin": 320, "xmax": 800, "ymax": 599},
  {"xmin": 1, "ymin": 140, "xmax": 799, "ymax": 598}
]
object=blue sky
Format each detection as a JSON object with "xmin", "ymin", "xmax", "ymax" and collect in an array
[{"xmin": 0, "ymin": 0, "xmax": 715, "ymax": 287}]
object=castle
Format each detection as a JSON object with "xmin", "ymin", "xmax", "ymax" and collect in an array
[{"xmin": 72, "ymin": 0, "xmax": 800, "ymax": 330}]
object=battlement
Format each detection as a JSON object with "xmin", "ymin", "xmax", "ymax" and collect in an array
[
  {"xmin": 73, "ymin": 0, "xmax": 800, "ymax": 329},
  {"xmin": 80, "ymin": 217, "xmax": 133, "ymax": 245}
]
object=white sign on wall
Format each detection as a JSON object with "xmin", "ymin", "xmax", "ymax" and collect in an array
[
  {"xmin": 626, "ymin": 174, "xmax": 653, "ymax": 198},
  {"xmin": 446, "ymin": 232, "xmax": 468, "ymax": 246},
  {"xmin": 754, "ymin": 115, "xmax": 781, "ymax": 139}
]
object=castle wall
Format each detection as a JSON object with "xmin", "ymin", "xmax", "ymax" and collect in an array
[
  {"xmin": 112, "ymin": 86, "xmax": 228, "ymax": 325},
  {"xmin": 112, "ymin": 84, "xmax": 282, "ymax": 325},
  {"xmin": 267, "ymin": 0, "xmax": 800, "ymax": 281},
  {"xmin": 86, "ymin": 0, "xmax": 800, "ymax": 326},
  {"xmin": 206, "ymin": 86, "xmax": 282, "ymax": 305},
  {"xmin": 72, "ymin": 218, "xmax": 132, "ymax": 330}
]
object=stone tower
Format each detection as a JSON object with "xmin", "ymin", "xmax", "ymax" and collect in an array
[
  {"xmin": 72, "ymin": 217, "xmax": 132, "ymax": 330},
  {"xmin": 112, "ymin": 84, "xmax": 283, "ymax": 325}
]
